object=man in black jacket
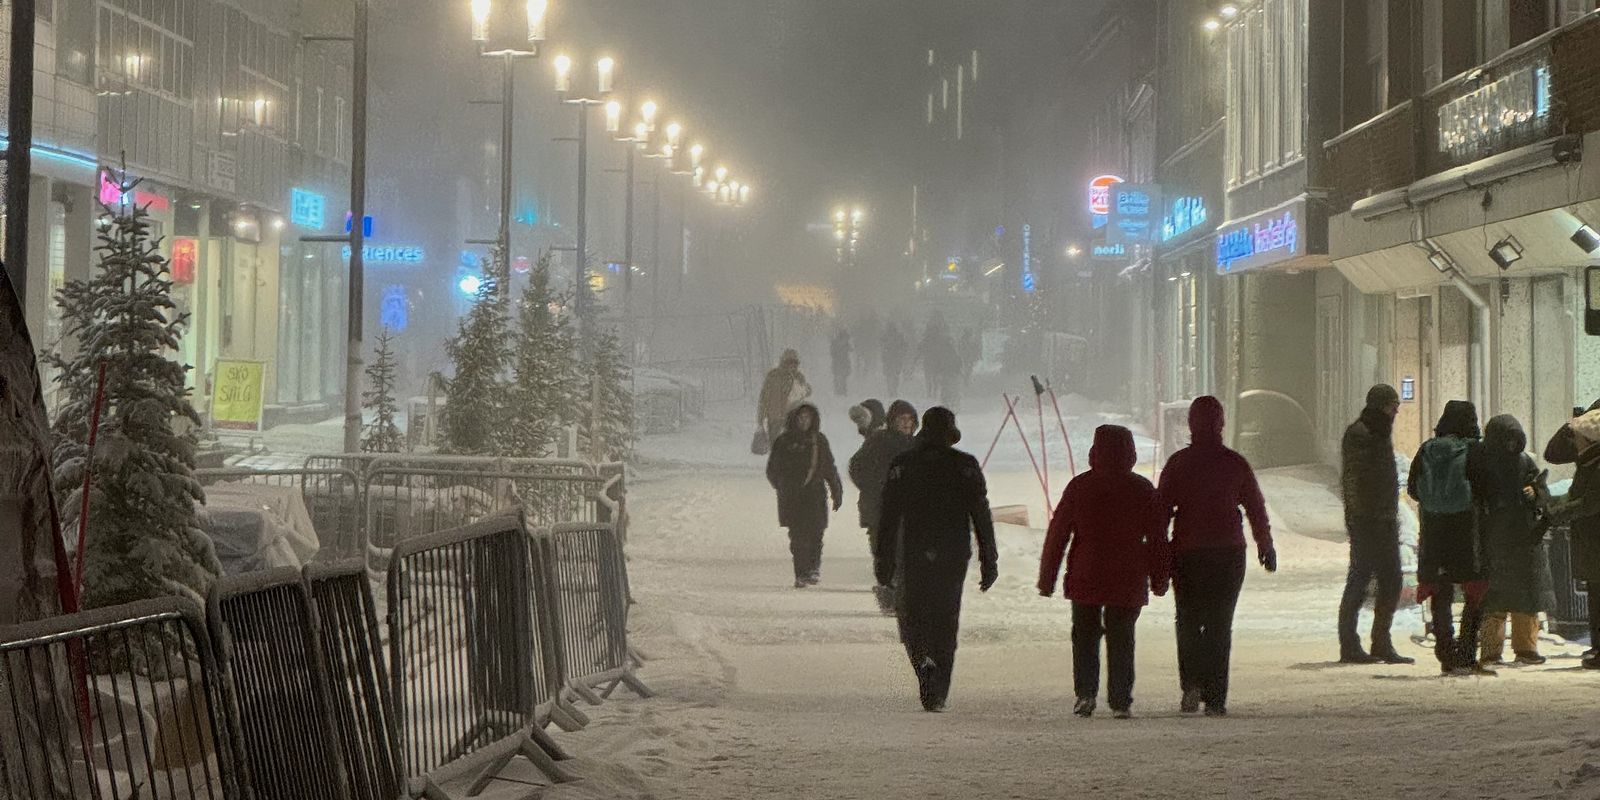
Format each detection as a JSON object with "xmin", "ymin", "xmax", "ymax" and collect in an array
[
  {"xmin": 850, "ymin": 400, "xmax": 918, "ymax": 614},
  {"xmin": 1337, "ymin": 384, "xmax": 1415, "ymax": 665},
  {"xmin": 875, "ymin": 407, "xmax": 999, "ymax": 711}
]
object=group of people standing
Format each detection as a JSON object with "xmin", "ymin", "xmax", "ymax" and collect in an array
[
  {"xmin": 829, "ymin": 314, "xmax": 980, "ymax": 405},
  {"xmin": 1340, "ymin": 387, "xmax": 1600, "ymax": 674}
]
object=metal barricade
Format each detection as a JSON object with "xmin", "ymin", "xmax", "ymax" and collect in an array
[
  {"xmin": 196, "ymin": 468, "xmax": 365, "ymax": 561},
  {"xmin": 306, "ymin": 562, "xmax": 404, "ymax": 800},
  {"xmin": 364, "ymin": 466, "xmax": 608, "ymax": 550},
  {"xmin": 540, "ymin": 523, "xmax": 651, "ymax": 704},
  {"xmin": 208, "ymin": 568, "xmax": 351, "ymax": 800},
  {"xmin": 385, "ymin": 513, "xmax": 575, "ymax": 795},
  {"xmin": 0, "ymin": 597, "xmax": 243, "ymax": 800},
  {"xmin": 1546, "ymin": 524, "xmax": 1592, "ymax": 637}
]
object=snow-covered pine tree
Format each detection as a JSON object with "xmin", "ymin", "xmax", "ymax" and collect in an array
[
  {"xmin": 47, "ymin": 180, "xmax": 220, "ymax": 611},
  {"xmin": 581, "ymin": 325, "xmax": 635, "ymax": 462},
  {"xmin": 437, "ymin": 249, "xmax": 511, "ymax": 455},
  {"xmin": 505, "ymin": 253, "xmax": 579, "ymax": 459},
  {"xmin": 361, "ymin": 328, "xmax": 405, "ymax": 453}
]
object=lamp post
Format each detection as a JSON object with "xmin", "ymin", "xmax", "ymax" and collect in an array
[
  {"xmin": 471, "ymin": 0, "xmax": 547, "ymax": 283},
  {"xmin": 555, "ymin": 53, "xmax": 615, "ymax": 315}
]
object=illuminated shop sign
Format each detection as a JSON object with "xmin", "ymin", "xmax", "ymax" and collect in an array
[
  {"xmin": 342, "ymin": 244, "xmax": 426, "ymax": 264},
  {"xmin": 171, "ymin": 238, "xmax": 198, "ymax": 284},
  {"xmin": 1108, "ymin": 184, "xmax": 1161, "ymax": 244},
  {"xmin": 98, "ymin": 171, "xmax": 170, "ymax": 212},
  {"xmin": 290, "ymin": 188, "xmax": 326, "ymax": 230},
  {"xmin": 1215, "ymin": 200, "xmax": 1302, "ymax": 274},
  {"xmin": 1021, "ymin": 223, "xmax": 1036, "ymax": 293},
  {"xmin": 1088, "ymin": 174, "xmax": 1124, "ymax": 230},
  {"xmin": 1437, "ymin": 60, "xmax": 1551, "ymax": 162},
  {"xmin": 1161, "ymin": 195, "xmax": 1209, "ymax": 243},
  {"xmin": 1092, "ymin": 242, "xmax": 1128, "ymax": 260}
]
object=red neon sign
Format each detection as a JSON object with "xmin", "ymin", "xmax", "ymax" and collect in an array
[
  {"xmin": 1088, "ymin": 174, "xmax": 1125, "ymax": 216},
  {"xmin": 98, "ymin": 171, "xmax": 171, "ymax": 212},
  {"xmin": 170, "ymin": 238, "xmax": 198, "ymax": 284}
]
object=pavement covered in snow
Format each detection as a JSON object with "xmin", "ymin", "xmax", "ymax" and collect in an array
[{"xmin": 242, "ymin": 394, "xmax": 1600, "ymax": 798}]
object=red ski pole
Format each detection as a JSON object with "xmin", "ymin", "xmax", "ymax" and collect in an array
[
  {"xmin": 981, "ymin": 394, "xmax": 1017, "ymax": 469},
  {"xmin": 1003, "ymin": 395, "xmax": 1051, "ymax": 517},
  {"xmin": 1031, "ymin": 377, "xmax": 1049, "ymax": 504},
  {"xmin": 1047, "ymin": 387, "xmax": 1079, "ymax": 477}
]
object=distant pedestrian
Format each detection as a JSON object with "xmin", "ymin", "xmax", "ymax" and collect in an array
[
  {"xmin": 1037, "ymin": 425, "xmax": 1168, "ymax": 719},
  {"xmin": 918, "ymin": 315, "xmax": 959, "ymax": 402},
  {"xmin": 882, "ymin": 323, "xmax": 908, "ymax": 397},
  {"xmin": 1544, "ymin": 408, "xmax": 1600, "ymax": 669},
  {"xmin": 1336, "ymin": 384, "xmax": 1415, "ymax": 665},
  {"xmin": 831, "ymin": 328, "xmax": 853, "ymax": 396},
  {"xmin": 1155, "ymin": 396, "xmax": 1275, "ymax": 717},
  {"xmin": 757, "ymin": 349, "xmax": 811, "ymax": 445},
  {"xmin": 1408, "ymin": 400, "xmax": 1491, "ymax": 676},
  {"xmin": 1470, "ymin": 414, "xmax": 1548, "ymax": 667},
  {"xmin": 766, "ymin": 403, "xmax": 843, "ymax": 588},
  {"xmin": 959, "ymin": 329, "xmax": 981, "ymax": 389},
  {"xmin": 875, "ymin": 407, "xmax": 998, "ymax": 712},
  {"xmin": 856, "ymin": 312, "xmax": 882, "ymax": 381},
  {"xmin": 851, "ymin": 400, "xmax": 918, "ymax": 614}
]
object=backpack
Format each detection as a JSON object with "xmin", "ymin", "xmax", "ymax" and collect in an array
[{"xmin": 1414, "ymin": 437, "xmax": 1473, "ymax": 514}]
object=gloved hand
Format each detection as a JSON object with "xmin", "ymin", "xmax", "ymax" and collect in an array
[
  {"xmin": 832, "ymin": 492, "xmax": 843, "ymax": 512},
  {"xmin": 1259, "ymin": 546, "xmax": 1278, "ymax": 573},
  {"xmin": 980, "ymin": 561, "xmax": 999, "ymax": 593}
]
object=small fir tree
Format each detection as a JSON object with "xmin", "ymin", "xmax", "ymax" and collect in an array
[
  {"xmin": 361, "ymin": 328, "xmax": 405, "ymax": 453},
  {"xmin": 580, "ymin": 325, "xmax": 635, "ymax": 462},
  {"xmin": 437, "ymin": 249, "xmax": 511, "ymax": 455},
  {"xmin": 48, "ymin": 180, "xmax": 220, "ymax": 610},
  {"xmin": 504, "ymin": 253, "xmax": 579, "ymax": 459}
]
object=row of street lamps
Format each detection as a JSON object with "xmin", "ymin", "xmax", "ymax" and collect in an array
[{"xmin": 468, "ymin": 0, "xmax": 752, "ymax": 316}]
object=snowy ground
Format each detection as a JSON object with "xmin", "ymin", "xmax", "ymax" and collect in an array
[{"xmin": 246, "ymin": 389, "xmax": 1600, "ymax": 798}]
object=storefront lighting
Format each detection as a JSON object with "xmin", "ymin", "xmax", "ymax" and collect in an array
[
  {"xmin": 458, "ymin": 274, "xmax": 484, "ymax": 296},
  {"xmin": 1219, "ymin": 5, "xmax": 1238, "ymax": 19},
  {"xmin": 1203, "ymin": 18, "xmax": 1221, "ymax": 31},
  {"xmin": 271, "ymin": 217, "xmax": 286, "ymax": 231},
  {"xmin": 1426, "ymin": 248, "xmax": 1455, "ymax": 274},
  {"xmin": 1572, "ymin": 224, "xmax": 1600, "ymax": 255},
  {"xmin": 1489, "ymin": 235, "xmax": 1524, "ymax": 271}
]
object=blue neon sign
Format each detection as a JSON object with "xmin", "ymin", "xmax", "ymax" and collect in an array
[
  {"xmin": 1091, "ymin": 243, "xmax": 1127, "ymax": 259},
  {"xmin": 290, "ymin": 188, "xmax": 326, "ymax": 230},
  {"xmin": 1215, "ymin": 207, "xmax": 1300, "ymax": 274},
  {"xmin": 342, "ymin": 244, "xmax": 426, "ymax": 264},
  {"xmin": 1021, "ymin": 223, "xmax": 1035, "ymax": 294},
  {"xmin": 1161, "ymin": 196, "xmax": 1209, "ymax": 243}
]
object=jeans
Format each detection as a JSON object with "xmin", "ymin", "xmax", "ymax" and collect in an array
[
  {"xmin": 1338, "ymin": 529, "xmax": 1403, "ymax": 655},
  {"xmin": 1429, "ymin": 581, "xmax": 1485, "ymax": 668},
  {"xmin": 787, "ymin": 526, "xmax": 824, "ymax": 580},
  {"xmin": 1174, "ymin": 547, "xmax": 1246, "ymax": 708},
  {"xmin": 1072, "ymin": 603, "xmax": 1141, "ymax": 711}
]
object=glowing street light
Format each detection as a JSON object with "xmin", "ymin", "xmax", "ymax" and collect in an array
[
  {"xmin": 640, "ymin": 100, "xmax": 658, "ymax": 132},
  {"xmin": 605, "ymin": 99, "xmax": 623, "ymax": 133},
  {"xmin": 1203, "ymin": 17, "xmax": 1221, "ymax": 31},
  {"xmin": 665, "ymin": 122, "xmax": 683, "ymax": 148},
  {"xmin": 526, "ymin": 0, "xmax": 549, "ymax": 40},
  {"xmin": 470, "ymin": 0, "xmax": 492, "ymax": 39},
  {"xmin": 689, "ymin": 143, "xmax": 704, "ymax": 169},
  {"xmin": 1219, "ymin": 4, "xmax": 1238, "ymax": 18},
  {"xmin": 552, "ymin": 53, "xmax": 573, "ymax": 92},
  {"xmin": 596, "ymin": 56, "xmax": 616, "ymax": 94}
]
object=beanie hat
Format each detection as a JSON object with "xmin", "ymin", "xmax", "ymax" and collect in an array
[
  {"xmin": 1366, "ymin": 384, "xmax": 1400, "ymax": 410},
  {"xmin": 919, "ymin": 406, "xmax": 961, "ymax": 446}
]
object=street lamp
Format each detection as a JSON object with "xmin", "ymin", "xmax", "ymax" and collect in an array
[
  {"xmin": 469, "ymin": 0, "xmax": 547, "ymax": 283},
  {"xmin": 554, "ymin": 53, "xmax": 616, "ymax": 316}
]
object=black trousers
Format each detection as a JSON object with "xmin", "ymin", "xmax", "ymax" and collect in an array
[
  {"xmin": 1589, "ymin": 585, "xmax": 1600, "ymax": 648},
  {"xmin": 898, "ymin": 556, "xmax": 969, "ymax": 705},
  {"xmin": 1338, "ymin": 528, "xmax": 1403, "ymax": 654},
  {"xmin": 1072, "ymin": 603, "xmax": 1141, "ymax": 711},
  {"xmin": 787, "ymin": 526, "xmax": 825, "ymax": 579},
  {"xmin": 1174, "ymin": 547, "xmax": 1246, "ymax": 708},
  {"xmin": 1428, "ymin": 581, "xmax": 1485, "ymax": 668}
]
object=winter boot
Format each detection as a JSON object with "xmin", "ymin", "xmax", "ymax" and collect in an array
[
  {"xmin": 1180, "ymin": 688, "xmax": 1201, "ymax": 714},
  {"xmin": 1513, "ymin": 651, "xmax": 1546, "ymax": 666},
  {"xmin": 1584, "ymin": 655, "xmax": 1600, "ymax": 671},
  {"xmin": 873, "ymin": 585, "xmax": 897, "ymax": 616},
  {"xmin": 1338, "ymin": 647, "xmax": 1379, "ymax": 665},
  {"xmin": 1073, "ymin": 696, "xmax": 1096, "ymax": 718},
  {"xmin": 804, "ymin": 571, "xmax": 821, "ymax": 586},
  {"xmin": 1371, "ymin": 648, "xmax": 1416, "ymax": 665},
  {"xmin": 1111, "ymin": 708, "xmax": 1133, "ymax": 720},
  {"xmin": 917, "ymin": 657, "xmax": 940, "ymax": 710},
  {"xmin": 1203, "ymin": 704, "xmax": 1227, "ymax": 717}
]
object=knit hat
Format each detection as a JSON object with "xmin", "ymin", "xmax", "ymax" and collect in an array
[
  {"xmin": 848, "ymin": 404, "xmax": 872, "ymax": 431},
  {"xmin": 861, "ymin": 398, "xmax": 887, "ymax": 429},
  {"xmin": 1366, "ymin": 384, "xmax": 1400, "ymax": 410},
  {"xmin": 919, "ymin": 406, "xmax": 961, "ymax": 446}
]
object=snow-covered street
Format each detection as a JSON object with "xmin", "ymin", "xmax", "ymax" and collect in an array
[{"xmin": 529, "ymin": 402, "xmax": 1600, "ymax": 800}]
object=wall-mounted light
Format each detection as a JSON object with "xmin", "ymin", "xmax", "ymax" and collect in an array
[
  {"xmin": 1426, "ymin": 247, "xmax": 1455, "ymax": 274},
  {"xmin": 1488, "ymin": 235, "xmax": 1523, "ymax": 271},
  {"xmin": 1572, "ymin": 223, "xmax": 1600, "ymax": 255}
]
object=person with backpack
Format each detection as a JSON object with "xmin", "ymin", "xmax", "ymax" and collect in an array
[
  {"xmin": 1037, "ymin": 425, "xmax": 1168, "ymax": 719},
  {"xmin": 766, "ymin": 403, "xmax": 844, "ymax": 588},
  {"xmin": 1407, "ymin": 400, "xmax": 1492, "ymax": 676},
  {"xmin": 1469, "ymin": 415, "xmax": 1549, "ymax": 667}
]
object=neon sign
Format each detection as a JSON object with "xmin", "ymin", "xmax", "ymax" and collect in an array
[
  {"xmin": 1215, "ymin": 206, "xmax": 1300, "ymax": 274},
  {"xmin": 1108, "ymin": 184, "xmax": 1160, "ymax": 244},
  {"xmin": 171, "ymin": 238, "xmax": 198, "ymax": 284},
  {"xmin": 1021, "ymin": 223, "xmax": 1035, "ymax": 294},
  {"xmin": 1161, "ymin": 196, "xmax": 1209, "ymax": 243},
  {"xmin": 290, "ymin": 188, "xmax": 326, "ymax": 230},
  {"xmin": 1088, "ymin": 174, "xmax": 1124, "ymax": 230},
  {"xmin": 98, "ymin": 171, "xmax": 170, "ymax": 212},
  {"xmin": 1091, "ymin": 243, "xmax": 1127, "ymax": 259},
  {"xmin": 342, "ymin": 244, "xmax": 426, "ymax": 264}
]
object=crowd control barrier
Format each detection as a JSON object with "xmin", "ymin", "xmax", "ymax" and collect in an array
[
  {"xmin": 195, "ymin": 467, "xmax": 365, "ymax": 561},
  {"xmin": 306, "ymin": 562, "xmax": 405, "ymax": 800},
  {"xmin": 540, "ymin": 524, "xmax": 652, "ymax": 705}
]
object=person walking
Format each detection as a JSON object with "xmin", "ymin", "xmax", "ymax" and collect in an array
[
  {"xmin": 766, "ymin": 403, "xmax": 843, "ymax": 588},
  {"xmin": 882, "ymin": 323, "xmax": 908, "ymax": 397},
  {"xmin": 959, "ymin": 329, "xmax": 981, "ymax": 389},
  {"xmin": 847, "ymin": 398, "xmax": 887, "ymax": 440},
  {"xmin": 918, "ymin": 315, "xmax": 959, "ymax": 402},
  {"xmin": 851, "ymin": 400, "xmax": 918, "ymax": 614},
  {"xmin": 1408, "ymin": 400, "xmax": 1490, "ymax": 676},
  {"xmin": 1471, "ymin": 414, "xmax": 1549, "ymax": 667},
  {"xmin": 1545, "ymin": 408, "xmax": 1600, "ymax": 669},
  {"xmin": 831, "ymin": 327, "xmax": 854, "ymax": 397},
  {"xmin": 1037, "ymin": 425, "xmax": 1168, "ymax": 720},
  {"xmin": 757, "ymin": 349, "xmax": 810, "ymax": 446},
  {"xmin": 1336, "ymin": 384, "xmax": 1415, "ymax": 665},
  {"xmin": 1155, "ymin": 396, "xmax": 1275, "ymax": 717},
  {"xmin": 875, "ymin": 407, "xmax": 998, "ymax": 712}
]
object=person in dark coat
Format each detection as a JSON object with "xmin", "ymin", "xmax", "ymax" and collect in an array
[
  {"xmin": 1407, "ymin": 400, "xmax": 1490, "ymax": 675},
  {"xmin": 875, "ymin": 407, "xmax": 998, "ymax": 712},
  {"xmin": 958, "ymin": 329, "xmax": 981, "ymax": 389},
  {"xmin": 1542, "ymin": 399, "xmax": 1600, "ymax": 465},
  {"xmin": 830, "ymin": 328, "xmax": 853, "ymax": 396},
  {"xmin": 1469, "ymin": 414, "xmax": 1548, "ymax": 666},
  {"xmin": 1038, "ymin": 425, "xmax": 1168, "ymax": 719},
  {"xmin": 918, "ymin": 315, "xmax": 960, "ymax": 404},
  {"xmin": 766, "ymin": 403, "xmax": 844, "ymax": 588},
  {"xmin": 1155, "ymin": 396, "xmax": 1275, "ymax": 717},
  {"xmin": 1337, "ymin": 384, "xmax": 1415, "ymax": 665},
  {"xmin": 848, "ymin": 398, "xmax": 887, "ymax": 439},
  {"xmin": 850, "ymin": 400, "xmax": 918, "ymax": 614},
  {"xmin": 882, "ymin": 323, "xmax": 908, "ymax": 397},
  {"xmin": 1546, "ymin": 409, "xmax": 1600, "ymax": 669}
]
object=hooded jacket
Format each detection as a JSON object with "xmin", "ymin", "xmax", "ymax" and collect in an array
[
  {"xmin": 1544, "ymin": 399, "xmax": 1600, "ymax": 465},
  {"xmin": 1038, "ymin": 425, "xmax": 1167, "ymax": 608},
  {"xmin": 1155, "ymin": 397, "xmax": 1273, "ymax": 554},
  {"xmin": 1407, "ymin": 401, "xmax": 1484, "ymax": 583},
  {"xmin": 848, "ymin": 400, "xmax": 918, "ymax": 528},
  {"xmin": 1550, "ymin": 410, "xmax": 1600, "ymax": 581},
  {"xmin": 1469, "ymin": 415, "xmax": 1547, "ymax": 613},
  {"xmin": 757, "ymin": 352, "xmax": 809, "ymax": 427},
  {"xmin": 1341, "ymin": 398, "xmax": 1400, "ymax": 526},
  {"xmin": 766, "ymin": 403, "xmax": 842, "ymax": 531}
]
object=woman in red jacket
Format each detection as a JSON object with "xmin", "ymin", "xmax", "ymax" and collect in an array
[{"xmin": 1037, "ymin": 425, "xmax": 1169, "ymax": 719}]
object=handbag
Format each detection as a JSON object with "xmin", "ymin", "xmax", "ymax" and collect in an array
[{"xmin": 751, "ymin": 427, "xmax": 771, "ymax": 456}]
